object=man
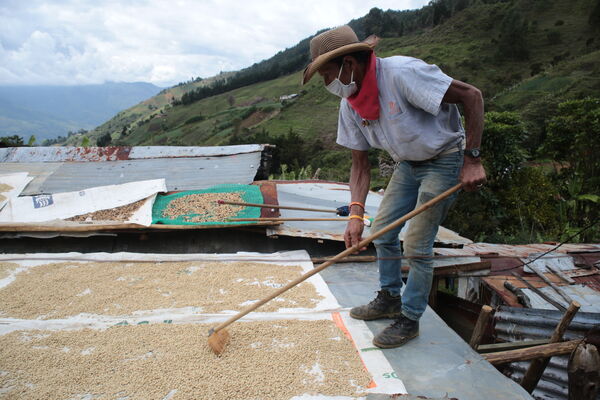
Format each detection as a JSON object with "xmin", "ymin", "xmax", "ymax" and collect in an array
[{"xmin": 302, "ymin": 25, "xmax": 486, "ymax": 348}]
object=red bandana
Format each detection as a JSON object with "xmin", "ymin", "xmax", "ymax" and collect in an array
[{"xmin": 347, "ymin": 51, "xmax": 380, "ymax": 120}]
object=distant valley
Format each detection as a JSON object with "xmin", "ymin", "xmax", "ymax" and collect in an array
[{"xmin": 0, "ymin": 82, "xmax": 162, "ymax": 143}]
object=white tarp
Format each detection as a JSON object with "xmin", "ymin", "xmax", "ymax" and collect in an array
[
  {"xmin": 0, "ymin": 251, "xmax": 407, "ymax": 398},
  {"xmin": 0, "ymin": 172, "xmax": 33, "ymax": 211},
  {"xmin": 0, "ymin": 179, "xmax": 166, "ymax": 225}
]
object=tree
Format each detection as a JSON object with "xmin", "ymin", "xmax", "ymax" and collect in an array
[
  {"xmin": 480, "ymin": 111, "xmax": 528, "ymax": 183},
  {"xmin": 541, "ymin": 98, "xmax": 600, "ymax": 241},
  {"xmin": 590, "ymin": 0, "xmax": 600, "ymax": 27},
  {"xmin": 542, "ymin": 98, "xmax": 600, "ymax": 193},
  {"xmin": 96, "ymin": 133, "xmax": 112, "ymax": 147},
  {"xmin": 445, "ymin": 112, "xmax": 529, "ymax": 242},
  {"xmin": 0, "ymin": 135, "xmax": 25, "ymax": 147},
  {"xmin": 81, "ymin": 136, "xmax": 91, "ymax": 147},
  {"xmin": 363, "ymin": 8, "xmax": 385, "ymax": 36},
  {"xmin": 27, "ymin": 135, "xmax": 36, "ymax": 146},
  {"xmin": 497, "ymin": 8, "xmax": 529, "ymax": 60}
]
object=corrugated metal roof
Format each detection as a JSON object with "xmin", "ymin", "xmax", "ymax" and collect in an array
[
  {"xmin": 435, "ymin": 243, "xmax": 600, "ymax": 257},
  {"xmin": 523, "ymin": 285, "xmax": 600, "ymax": 312},
  {"xmin": 0, "ymin": 146, "xmax": 264, "ymax": 194},
  {"xmin": 265, "ymin": 181, "xmax": 472, "ymax": 246},
  {"xmin": 128, "ymin": 145, "xmax": 264, "ymax": 159},
  {"xmin": 0, "ymin": 145, "xmax": 264, "ymax": 162},
  {"xmin": 0, "ymin": 146, "xmax": 131, "ymax": 162},
  {"xmin": 494, "ymin": 306, "xmax": 600, "ymax": 400}
]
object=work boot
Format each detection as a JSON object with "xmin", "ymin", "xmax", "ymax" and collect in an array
[
  {"xmin": 350, "ymin": 290, "xmax": 402, "ymax": 321},
  {"xmin": 372, "ymin": 314, "xmax": 419, "ymax": 348}
]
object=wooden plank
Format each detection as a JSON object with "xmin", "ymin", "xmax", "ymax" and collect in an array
[
  {"xmin": 0, "ymin": 221, "xmax": 280, "ymax": 232},
  {"xmin": 484, "ymin": 339, "xmax": 582, "ymax": 365},
  {"xmin": 432, "ymin": 261, "xmax": 491, "ymax": 277},
  {"xmin": 470, "ymin": 305, "xmax": 493, "ymax": 349},
  {"xmin": 478, "ymin": 339, "xmax": 550, "ymax": 354},
  {"xmin": 511, "ymin": 272, "xmax": 567, "ymax": 312},
  {"xmin": 521, "ymin": 301, "xmax": 581, "ymax": 393},
  {"xmin": 527, "ymin": 264, "xmax": 574, "ymax": 304},
  {"xmin": 546, "ymin": 264, "xmax": 576, "ymax": 284}
]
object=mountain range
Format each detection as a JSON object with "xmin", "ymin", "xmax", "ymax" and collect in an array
[{"xmin": 0, "ymin": 82, "xmax": 162, "ymax": 142}]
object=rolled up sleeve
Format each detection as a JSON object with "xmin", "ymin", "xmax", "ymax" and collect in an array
[
  {"xmin": 336, "ymin": 100, "xmax": 370, "ymax": 151},
  {"xmin": 397, "ymin": 59, "xmax": 453, "ymax": 116}
]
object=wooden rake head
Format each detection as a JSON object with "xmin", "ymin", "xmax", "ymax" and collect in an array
[{"xmin": 208, "ymin": 328, "xmax": 230, "ymax": 356}]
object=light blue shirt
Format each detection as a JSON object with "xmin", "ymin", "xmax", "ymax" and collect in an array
[{"xmin": 336, "ymin": 56, "xmax": 465, "ymax": 162}]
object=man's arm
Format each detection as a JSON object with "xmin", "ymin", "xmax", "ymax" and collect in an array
[
  {"xmin": 442, "ymin": 79, "xmax": 486, "ymax": 191},
  {"xmin": 345, "ymin": 149, "xmax": 371, "ymax": 250}
]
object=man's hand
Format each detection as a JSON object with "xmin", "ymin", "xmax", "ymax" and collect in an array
[
  {"xmin": 461, "ymin": 158, "xmax": 486, "ymax": 191},
  {"xmin": 344, "ymin": 218, "xmax": 366, "ymax": 252}
]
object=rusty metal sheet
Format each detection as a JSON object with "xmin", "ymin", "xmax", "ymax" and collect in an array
[
  {"xmin": 435, "ymin": 243, "xmax": 600, "ymax": 257},
  {"xmin": 254, "ymin": 181, "xmax": 279, "ymax": 218},
  {"xmin": 128, "ymin": 144, "xmax": 264, "ymax": 159},
  {"xmin": 0, "ymin": 146, "xmax": 131, "ymax": 162},
  {"xmin": 0, "ymin": 145, "xmax": 264, "ymax": 163}
]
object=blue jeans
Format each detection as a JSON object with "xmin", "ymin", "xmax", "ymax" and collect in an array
[{"xmin": 370, "ymin": 150, "xmax": 462, "ymax": 321}]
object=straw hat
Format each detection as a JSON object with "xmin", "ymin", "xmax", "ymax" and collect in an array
[{"xmin": 302, "ymin": 25, "xmax": 379, "ymax": 85}]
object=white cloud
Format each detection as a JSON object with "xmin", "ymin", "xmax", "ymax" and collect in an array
[{"xmin": 0, "ymin": 0, "xmax": 429, "ymax": 87}]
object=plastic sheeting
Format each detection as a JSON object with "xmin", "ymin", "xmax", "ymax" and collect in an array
[
  {"xmin": 0, "ymin": 172, "xmax": 32, "ymax": 211},
  {"xmin": 0, "ymin": 179, "xmax": 166, "ymax": 225}
]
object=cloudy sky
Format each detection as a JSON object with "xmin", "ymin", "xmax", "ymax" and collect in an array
[{"xmin": 0, "ymin": 0, "xmax": 428, "ymax": 87}]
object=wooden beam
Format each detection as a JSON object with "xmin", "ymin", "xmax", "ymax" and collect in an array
[
  {"xmin": 470, "ymin": 305, "xmax": 493, "ymax": 349},
  {"xmin": 478, "ymin": 339, "xmax": 550, "ymax": 354},
  {"xmin": 310, "ymin": 255, "xmax": 376, "ymax": 264},
  {"xmin": 527, "ymin": 264, "xmax": 574, "ymax": 305},
  {"xmin": 511, "ymin": 272, "xmax": 567, "ymax": 312},
  {"xmin": 0, "ymin": 221, "xmax": 280, "ymax": 232},
  {"xmin": 521, "ymin": 301, "xmax": 581, "ymax": 393},
  {"xmin": 432, "ymin": 261, "xmax": 492, "ymax": 277},
  {"xmin": 546, "ymin": 264, "xmax": 576, "ymax": 284},
  {"xmin": 484, "ymin": 339, "xmax": 582, "ymax": 365}
]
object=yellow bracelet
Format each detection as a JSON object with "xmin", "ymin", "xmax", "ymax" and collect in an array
[{"xmin": 348, "ymin": 215, "xmax": 364, "ymax": 221}]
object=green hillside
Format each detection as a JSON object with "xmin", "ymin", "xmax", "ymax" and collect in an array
[{"xmin": 84, "ymin": 0, "xmax": 599, "ymax": 149}]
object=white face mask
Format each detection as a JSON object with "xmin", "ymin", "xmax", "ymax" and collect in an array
[{"xmin": 325, "ymin": 64, "xmax": 357, "ymax": 98}]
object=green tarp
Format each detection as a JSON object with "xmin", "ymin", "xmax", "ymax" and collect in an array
[{"xmin": 152, "ymin": 184, "xmax": 263, "ymax": 225}]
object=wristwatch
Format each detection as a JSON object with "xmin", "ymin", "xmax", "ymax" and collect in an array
[{"xmin": 464, "ymin": 148, "xmax": 481, "ymax": 158}]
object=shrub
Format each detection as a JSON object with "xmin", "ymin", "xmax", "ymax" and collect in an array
[{"xmin": 184, "ymin": 115, "xmax": 205, "ymax": 125}]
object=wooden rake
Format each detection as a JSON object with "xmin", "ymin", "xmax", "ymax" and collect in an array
[{"xmin": 207, "ymin": 183, "xmax": 463, "ymax": 355}]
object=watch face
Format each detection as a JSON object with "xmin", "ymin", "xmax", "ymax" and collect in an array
[{"xmin": 467, "ymin": 149, "xmax": 481, "ymax": 157}]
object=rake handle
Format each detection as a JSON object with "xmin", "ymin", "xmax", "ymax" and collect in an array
[
  {"xmin": 211, "ymin": 183, "xmax": 462, "ymax": 334},
  {"xmin": 231, "ymin": 217, "xmax": 351, "ymax": 221},
  {"xmin": 219, "ymin": 200, "xmax": 336, "ymax": 214}
]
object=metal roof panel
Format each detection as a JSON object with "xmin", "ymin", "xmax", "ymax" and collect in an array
[{"xmin": 266, "ymin": 181, "xmax": 472, "ymax": 246}]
